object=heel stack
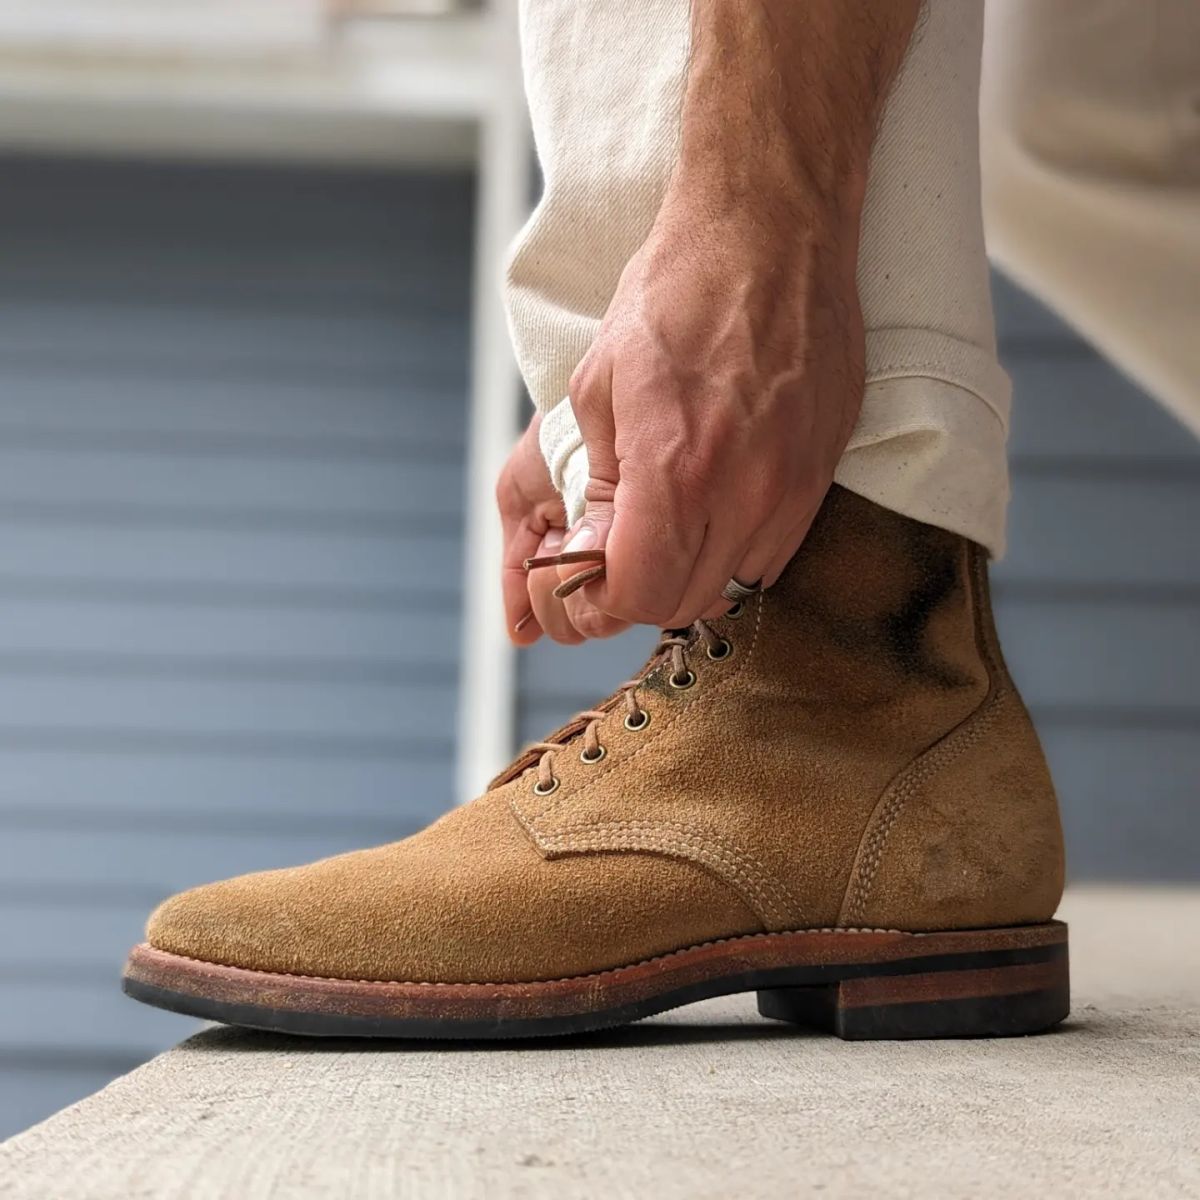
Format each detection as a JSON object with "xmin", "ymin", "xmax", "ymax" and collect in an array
[{"xmin": 757, "ymin": 937, "xmax": 1070, "ymax": 1040}]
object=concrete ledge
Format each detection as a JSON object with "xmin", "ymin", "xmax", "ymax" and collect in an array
[{"xmin": 2, "ymin": 887, "xmax": 1198, "ymax": 1198}]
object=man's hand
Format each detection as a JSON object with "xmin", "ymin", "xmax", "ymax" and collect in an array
[
  {"xmin": 563, "ymin": 194, "xmax": 864, "ymax": 630},
  {"xmin": 554, "ymin": 0, "xmax": 920, "ymax": 633},
  {"xmin": 497, "ymin": 413, "xmax": 631, "ymax": 645}
]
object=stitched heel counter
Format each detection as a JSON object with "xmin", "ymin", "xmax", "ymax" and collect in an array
[{"xmin": 839, "ymin": 549, "xmax": 1065, "ymax": 931}]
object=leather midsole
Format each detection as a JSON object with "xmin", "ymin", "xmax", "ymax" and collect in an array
[{"xmin": 124, "ymin": 923, "xmax": 1067, "ymax": 1024}]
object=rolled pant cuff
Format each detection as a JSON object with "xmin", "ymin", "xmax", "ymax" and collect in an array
[{"xmin": 540, "ymin": 331, "xmax": 1012, "ymax": 561}]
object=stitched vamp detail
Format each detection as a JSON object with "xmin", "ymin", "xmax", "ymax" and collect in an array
[{"xmin": 512, "ymin": 804, "xmax": 800, "ymax": 932}]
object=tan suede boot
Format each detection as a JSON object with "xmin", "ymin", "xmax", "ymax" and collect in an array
[{"xmin": 124, "ymin": 487, "xmax": 1068, "ymax": 1040}]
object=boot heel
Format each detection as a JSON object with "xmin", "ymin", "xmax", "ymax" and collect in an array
[{"xmin": 757, "ymin": 941, "xmax": 1070, "ymax": 1040}]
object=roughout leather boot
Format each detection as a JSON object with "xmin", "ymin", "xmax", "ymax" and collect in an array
[{"xmin": 124, "ymin": 486, "xmax": 1068, "ymax": 1041}]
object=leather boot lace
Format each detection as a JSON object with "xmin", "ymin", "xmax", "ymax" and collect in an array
[{"xmin": 520, "ymin": 549, "xmax": 735, "ymax": 795}]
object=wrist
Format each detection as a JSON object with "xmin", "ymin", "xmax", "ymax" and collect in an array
[
  {"xmin": 666, "ymin": 89, "xmax": 870, "ymax": 265},
  {"xmin": 653, "ymin": 168, "xmax": 864, "ymax": 289},
  {"xmin": 667, "ymin": 161, "xmax": 864, "ymax": 246},
  {"xmin": 671, "ymin": 95, "xmax": 871, "ymax": 231}
]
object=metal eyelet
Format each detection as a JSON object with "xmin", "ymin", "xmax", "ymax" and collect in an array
[
  {"xmin": 532, "ymin": 777, "xmax": 560, "ymax": 797},
  {"xmin": 706, "ymin": 638, "xmax": 732, "ymax": 661},
  {"xmin": 725, "ymin": 601, "xmax": 744, "ymax": 621},
  {"xmin": 580, "ymin": 745, "xmax": 607, "ymax": 765},
  {"xmin": 623, "ymin": 710, "xmax": 650, "ymax": 732},
  {"xmin": 669, "ymin": 669, "xmax": 697, "ymax": 690}
]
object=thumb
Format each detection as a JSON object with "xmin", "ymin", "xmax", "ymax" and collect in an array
[
  {"xmin": 554, "ymin": 434, "xmax": 616, "ymax": 591},
  {"xmin": 557, "ymin": 351, "xmax": 625, "ymax": 630},
  {"xmin": 556, "ymin": 490, "xmax": 630, "ymax": 638},
  {"xmin": 557, "ymin": 493, "xmax": 614, "ymax": 591},
  {"xmin": 568, "ymin": 349, "xmax": 619, "ymax": 503}
]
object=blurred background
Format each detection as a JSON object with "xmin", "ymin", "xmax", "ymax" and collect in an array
[{"xmin": 0, "ymin": 0, "xmax": 1197, "ymax": 1141}]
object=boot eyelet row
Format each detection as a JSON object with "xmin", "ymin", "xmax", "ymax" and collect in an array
[
  {"xmin": 580, "ymin": 745, "xmax": 606, "ymax": 764},
  {"xmin": 624, "ymin": 710, "xmax": 650, "ymax": 732},
  {"xmin": 706, "ymin": 638, "xmax": 733, "ymax": 661},
  {"xmin": 669, "ymin": 669, "xmax": 697, "ymax": 691},
  {"xmin": 531, "ymin": 777, "xmax": 560, "ymax": 797},
  {"xmin": 725, "ymin": 601, "xmax": 744, "ymax": 621}
]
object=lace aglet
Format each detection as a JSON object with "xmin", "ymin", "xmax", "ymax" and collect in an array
[
  {"xmin": 523, "ymin": 549, "xmax": 607, "ymax": 572},
  {"xmin": 513, "ymin": 609, "xmax": 536, "ymax": 634}
]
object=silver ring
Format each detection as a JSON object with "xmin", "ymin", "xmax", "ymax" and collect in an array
[{"xmin": 721, "ymin": 576, "xmax": 763, "ymax": 603}]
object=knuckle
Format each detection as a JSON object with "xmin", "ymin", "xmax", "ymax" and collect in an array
[
  {"xmin": 494, "ymin": 468, "xmax": 521, "ymax": 515},
  {"xmin": 671, "ymin": 467, "xmax": 710, "ymax": 508},
  {"xmin": 665, "ymin": 600, "xmax": 701, "ymax": 629},
  {"xmin": 659, "ymin": 442, "xmax": 717, "ymax": 502},
  {"xmin": 570, "ymin": 607, "xmax": 620, "ymax": 641},
  {"xmin": 568, "ymin": 357, "xmax": 600, "ymax": 406},
  {"xmin": 584, "ymin": 477, "xmax": 617, "ymax": 506},
  {"xmin": 611, "ymin": 596, "xmax": 675, "ymax": 627}
]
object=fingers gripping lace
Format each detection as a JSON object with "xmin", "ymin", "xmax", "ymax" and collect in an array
[{"xmin": 521, "ymin": 550, "xmax": 728, "ymax": 792}]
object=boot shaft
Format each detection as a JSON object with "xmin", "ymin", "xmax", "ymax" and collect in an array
[
  {"xmin": 743, "ymin": 485, "xmax": 994, "ymax": 753},
  {"xmin": 767, "ymin": 488, "xmax": 1065, "ymax": 930},
  {"xmin": 512, "ymin": 485, "xmax": 1065, "ymax": 932}
]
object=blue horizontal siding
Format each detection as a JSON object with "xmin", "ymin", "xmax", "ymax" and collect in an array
[{"xmin": 0, "ymin": 155, "xmax": 474, "ymax": 1138}]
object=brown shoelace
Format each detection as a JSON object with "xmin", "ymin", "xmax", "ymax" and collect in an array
[
  {"xmin": 518, "ymin": 550, "xmax": 733, "ymax": 795},
  {"xmin": 513, "ymin": 549, "xmax": 607, "ymax": 634}
]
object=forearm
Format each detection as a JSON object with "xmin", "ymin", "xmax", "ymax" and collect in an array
[
  {"xmin": 545, "ymin": 1, "xmax": 923, "ymax": 633},
  {"xmin": 675, "ymin": 0, "xmax": 921, "ymax": 248}
]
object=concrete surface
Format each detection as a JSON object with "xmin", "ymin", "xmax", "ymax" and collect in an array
[{"xmin": 1, "ymin": 887, "xmax": 1197, "ymax": 1199}]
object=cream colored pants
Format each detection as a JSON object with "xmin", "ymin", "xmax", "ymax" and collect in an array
[
  {"xmin": 503, "ymin": 0, "xmax": 1199, "ymax": 560},
  {"xmin": 982, "ymin": 0, "xmax": 1200, "ymax": 441}
]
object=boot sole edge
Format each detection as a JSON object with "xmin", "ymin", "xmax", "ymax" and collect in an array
[{"xmin": 122, "ymin": 922, "xmax": 1069, "ymax": 1042}]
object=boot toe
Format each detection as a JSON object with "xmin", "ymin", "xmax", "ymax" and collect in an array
[
  {"xmin": 144, "ymin": 842, "xmax": 467, "ymax": 980},
  {"xmin": 146, "ymin": 871, "xmax": 305, "ymax": 974},
  {"xmin": 140, "ymin": 790, "xmax": 766, "ymax": 984}
]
